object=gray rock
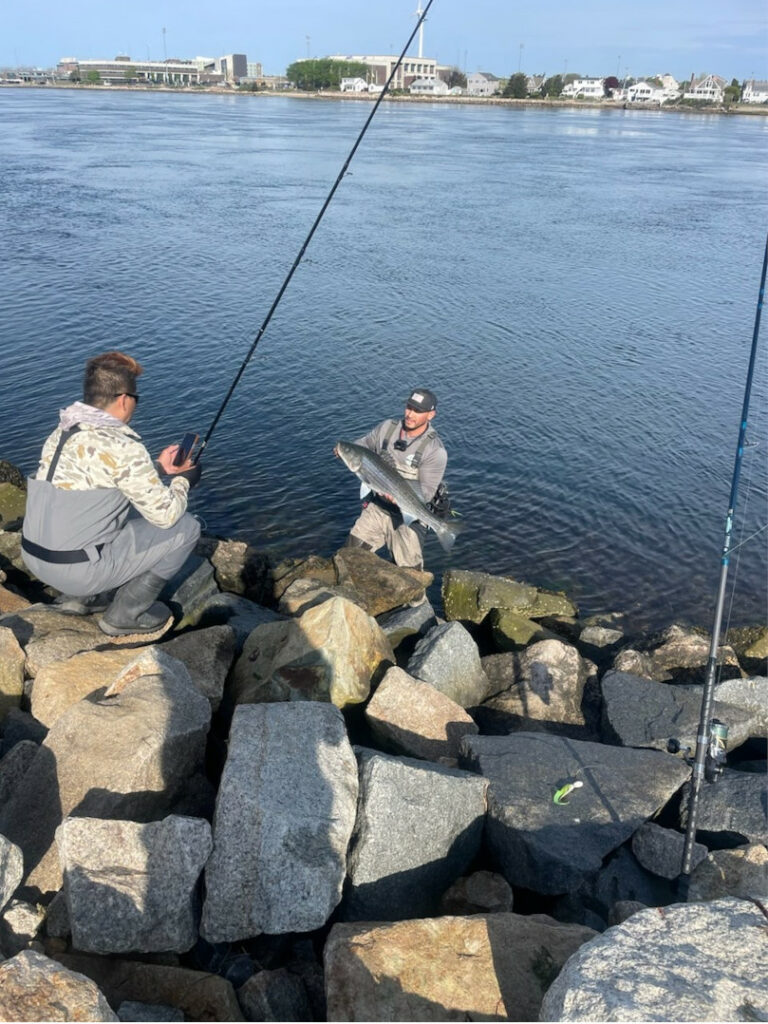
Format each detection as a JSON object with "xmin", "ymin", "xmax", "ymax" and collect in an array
[
  {"xmin": 0, "ymin": 833, "xmax": 23, "ymax": 913},
  {"xmin": 44, "ymin": 890, "xmax": 70, "ymax": 939},
  {"xmin": 680, "ymin": 767, "xmax": 767, "ymax": 843},
  {"xmin": 194, "ymin": 591, "xmax": 283, "ymax": 652},
  {"xmin": 342, "ymin": 748, "xmax": 488, "ymax": 921},
  {"xmin": 236, "ymin": 968, "xmax": 312, "ymax": 1022},
  {"xmin": 711, "ymin": 676, "xmax": 767, "ymax": 726},
  {"xmin": 631, "ymin": 821, "xmax": 708, "ymax": 879},
  {"xmin": 601, "ymin": 670, "xmax": 756, "ymax": 751},
  {"xmin": 0, "ymin": 739, "xmax": 38, "ymax": 806},
  {"xmin": 0, "ymin": 709, "xmax": 48, "ymax": 756},
  {"xmin": 689, "ymin": 844, "xmax": 768, "ymax": 901},
  {"xmin": 481, "ymin": 651, "xmax": 519, "ymax": 698},
  {"xmin": 117, "ymin": 1001, "xmax": 185, "ymax": 1022},
  {"xmin": 202, "ymin": 703, "xmax": 358, "ymax": 941},
  {"xmin": 579, "ymin": 625, "xmax": 623, "ymax": 647},
  {"xmin": 164, "ymin": 556, "xmax": 220, "ymax": 631},
  {"xmin": 332, "ymin": 547, "xmax": 433, "ymax": 616},
  {"xmin": 440, "ymin": 870, "xmax": 514, "ymax": 915},
  {"xmin": 376, "ymin": 601, "xmax": 437, "ymax": 650},
  {"xmin": 607, "ymin": 900, "xmax": 646, "ymax": 926},
  {"xmin": 57, "ymin": 815, "xmax": 213, "ymax": 954},
  {"xmin": 195, "ymin": 534, "xmax": 272, "ymax": 604},
  {"xmin": 612, "ymin": 623, "xmax": 743, "ymax": 684},
  {"xmin": 159, "ymin": 626, "xmax": 237, "ymax": 709},
  {"xmin": 278, "ymin": 577, "xmax": 361, "ymax": 616},
  {"xmin": 0, "ymin": 898, "xmax": 45, "ymax": 957},
  {"xmin": 540, "ymin": 898, "xmax": 768, "ymax": 1022},
  {"xmin": 407, "ymin": 621, "xmax": 490, "ymax": 707},
  {"xmin": 567, "ymin": 846, "xmax": 677, "ymax": 924},
  {"xmin": 460, "ymin": 733, "xmax": 690, "ymax": 894},
  {"xmin": 364, "ymin": 666, "xmax": 478, "ymax": 762},
  {"xmin": 478, "ymin": 639, "xmax": 590, "ymax": 735},
  {"xmin": 0, "ymin": 672, "xmax": 211, "ymax": 897},
  {"xmin": 0, "ymin": 949, "xmax": 118, "ymax": 1021}
]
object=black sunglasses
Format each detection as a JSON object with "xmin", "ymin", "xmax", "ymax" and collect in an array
[{"xmin": 119, "ymin": 392, "xmax": 140, "ymax": 404}]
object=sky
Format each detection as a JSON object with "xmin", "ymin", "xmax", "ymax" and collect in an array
[{"xmin": 2, "ymin": 0, "xmax": 766, "ymax": 82}]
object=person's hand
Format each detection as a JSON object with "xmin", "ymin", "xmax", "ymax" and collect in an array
[{"xmin": 156, "ymin": 445, "xmax": 194, "ymax": 475}]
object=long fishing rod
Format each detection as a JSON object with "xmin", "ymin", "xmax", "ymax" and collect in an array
[
  {"xmin": 677, "ymin": 232, "xmax": 767, "ymax": 899},
  {"xmin": 193, "ymin": 0, "xmax": 437, "ymax": 463}
]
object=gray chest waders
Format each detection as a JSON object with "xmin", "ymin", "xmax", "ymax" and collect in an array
[{"xmin": 20, "ymin": 426, "xmax": 105, "ymax": 564}]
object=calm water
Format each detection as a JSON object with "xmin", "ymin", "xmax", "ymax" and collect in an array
[{"xmin": 1, "ymin": 88, "xmax": 767, "ymax": 632}]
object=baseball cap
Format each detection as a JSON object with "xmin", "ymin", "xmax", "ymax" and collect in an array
[{"xmin": 405, "ymin": 388, "xmax": 437, "ymax": 412}]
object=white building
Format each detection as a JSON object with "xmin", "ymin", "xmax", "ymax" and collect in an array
[
  {"xmin": 626, "ymin": 80, "xmax": 665, "ymax": 104},
  {"xmin": 409, "ymin": 77, "xmax": 449, "ymax": 95},
  {"xmin": 683, "ymin": 74, "xmax": 726, "ymax": 102},
  {"xmin": 58, "ymin": 52, "xmax": 247, "ymax": 86},
  {"xmin": 466, "ymin": 72, "xmax": 500, "ymax": 96},
  {"xmin": 561, "ymin": 77, "xmax": 605, "ymax": 99},
  {"xmin": 743, "ymin": 80, "xmax": 768, "ymax": 104},
  {"xmin": 657, "ymin": 73, "xmax": 680, "ymax": 97},
  {"xmin": 58, "ymin": 56, "xmax": 211, "ymax": 85},
  {"xmin": 327, "ymin": 54, "xmax": 450, "ymax": 91},
  {"xmin": 340, "ymin": 77, "xmax": 368, "ymax": 93}
]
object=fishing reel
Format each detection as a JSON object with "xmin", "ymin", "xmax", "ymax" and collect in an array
[{"xmin": 667, "ymin": 718, "xmax": 729, "ymax": 783}]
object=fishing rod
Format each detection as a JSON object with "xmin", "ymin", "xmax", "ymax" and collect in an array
[
  {"xmin": 187, "ymin": 0, "xmax": 438, "ymax": 465},
  {"xmin": 676, "ymin": 232, "xmax": 767, "ymax": 900}
]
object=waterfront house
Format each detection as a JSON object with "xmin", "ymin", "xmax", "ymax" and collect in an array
[
  {"xmin": 743, "ymin": 80, "xmax": 768, "ymax": 104},
  {"xmin": 626, "ymin": 80, "xmax": 665, "ymax": 104},
  {"xmin": 409, "ymin": 77, "xmax": 449, "ymax": 96},
  {"xmin": 467, "ymin": 72, "xmax": 501, "ymax": 96},
  {"xmin": 526, "ymin": 74, "xmax": 546, "ymax": 95},
  {"xmin": 340, "ymin": 77, "xmax": 368, "ymax": 93},
  {"xmin": 561, "ymin": 77, "xmax": 605, "ymax": 99},
  {"xmin": 683, "ymin": 74, "xmax": 726, "ymax": 102}
]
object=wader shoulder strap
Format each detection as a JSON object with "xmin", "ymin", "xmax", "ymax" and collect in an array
[
  {"xmin": 46, "ymin": 425, "xmax": 81, "ymax": 483},
  {"xmin": 407, "ymin": 428, "xmax": 437, "ymax": 468},
  {"xmin": 381, "ymin": 421, "xmax": 435, "ymax": 466},
  {"xmin": 381, "ymin": 419, "xmax": 401, "ymax": 451}
]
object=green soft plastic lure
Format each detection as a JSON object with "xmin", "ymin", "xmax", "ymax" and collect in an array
[{"xmin": 553, "ymin": 780, "xmax": 583, "ymax": 805}]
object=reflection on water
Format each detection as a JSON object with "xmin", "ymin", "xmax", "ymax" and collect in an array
[{"xmin": 0, "ymin": 89, "xmax": 766, "ymax": 632}]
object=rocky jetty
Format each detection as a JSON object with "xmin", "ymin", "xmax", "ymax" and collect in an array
[{"xmin": 0, "ymin": 463, "xmax": 765, "ymax": 1022}]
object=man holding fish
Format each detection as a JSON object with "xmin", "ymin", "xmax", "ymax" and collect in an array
[{"xmin": 335, "ymin": 388, "xmax": 460, "ymax": 570}]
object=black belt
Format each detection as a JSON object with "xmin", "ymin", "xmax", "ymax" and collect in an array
[{"xmin": 22, "ymin": 536, "xmax": 103, "ymax": 565}]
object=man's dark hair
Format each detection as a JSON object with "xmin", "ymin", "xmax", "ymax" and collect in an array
[{"xmin": 83, "ymin": 352, "xmax": 144, "ymax": 409}]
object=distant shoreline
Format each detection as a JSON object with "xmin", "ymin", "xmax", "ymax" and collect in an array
[{"xmin": 3, "ymin": 80, "xmax": 767, "ymax": 117}]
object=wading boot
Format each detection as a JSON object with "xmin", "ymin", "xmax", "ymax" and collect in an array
[
  {"xmin": 53, "ymin": 592, "xmax": 112, "ymax": 616},
  {"xmin": 98, "ymin": 571, "xmax": 173, "ymax": 641}
]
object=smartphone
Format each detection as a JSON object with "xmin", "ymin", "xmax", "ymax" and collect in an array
[{"xmin": 173, "ymin": 432, "xmax": 199, "ymax": 467}]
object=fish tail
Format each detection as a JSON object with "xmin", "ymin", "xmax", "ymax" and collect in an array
[{"xmin": 435, "ymin": 518, "xmax": 464, "ymax": 552}]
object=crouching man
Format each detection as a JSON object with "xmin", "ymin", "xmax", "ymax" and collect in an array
[{"xmin": 21, "ymin": 351, "xmax": 201, "ymax": 640}]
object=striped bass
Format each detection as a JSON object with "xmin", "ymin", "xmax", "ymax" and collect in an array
[{"xmin": 336, "ymin": 440, "xmax": 463, "ymax": 552}]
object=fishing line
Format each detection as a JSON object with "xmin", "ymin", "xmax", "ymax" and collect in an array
[{"xmin": 194, "ymin": 0, "xmax": 437, "ymax": 462}]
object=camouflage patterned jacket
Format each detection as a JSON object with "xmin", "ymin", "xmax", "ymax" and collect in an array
[{"xmin": 32, "ymin": 402, "xmax": 189, "ymax": 531}]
